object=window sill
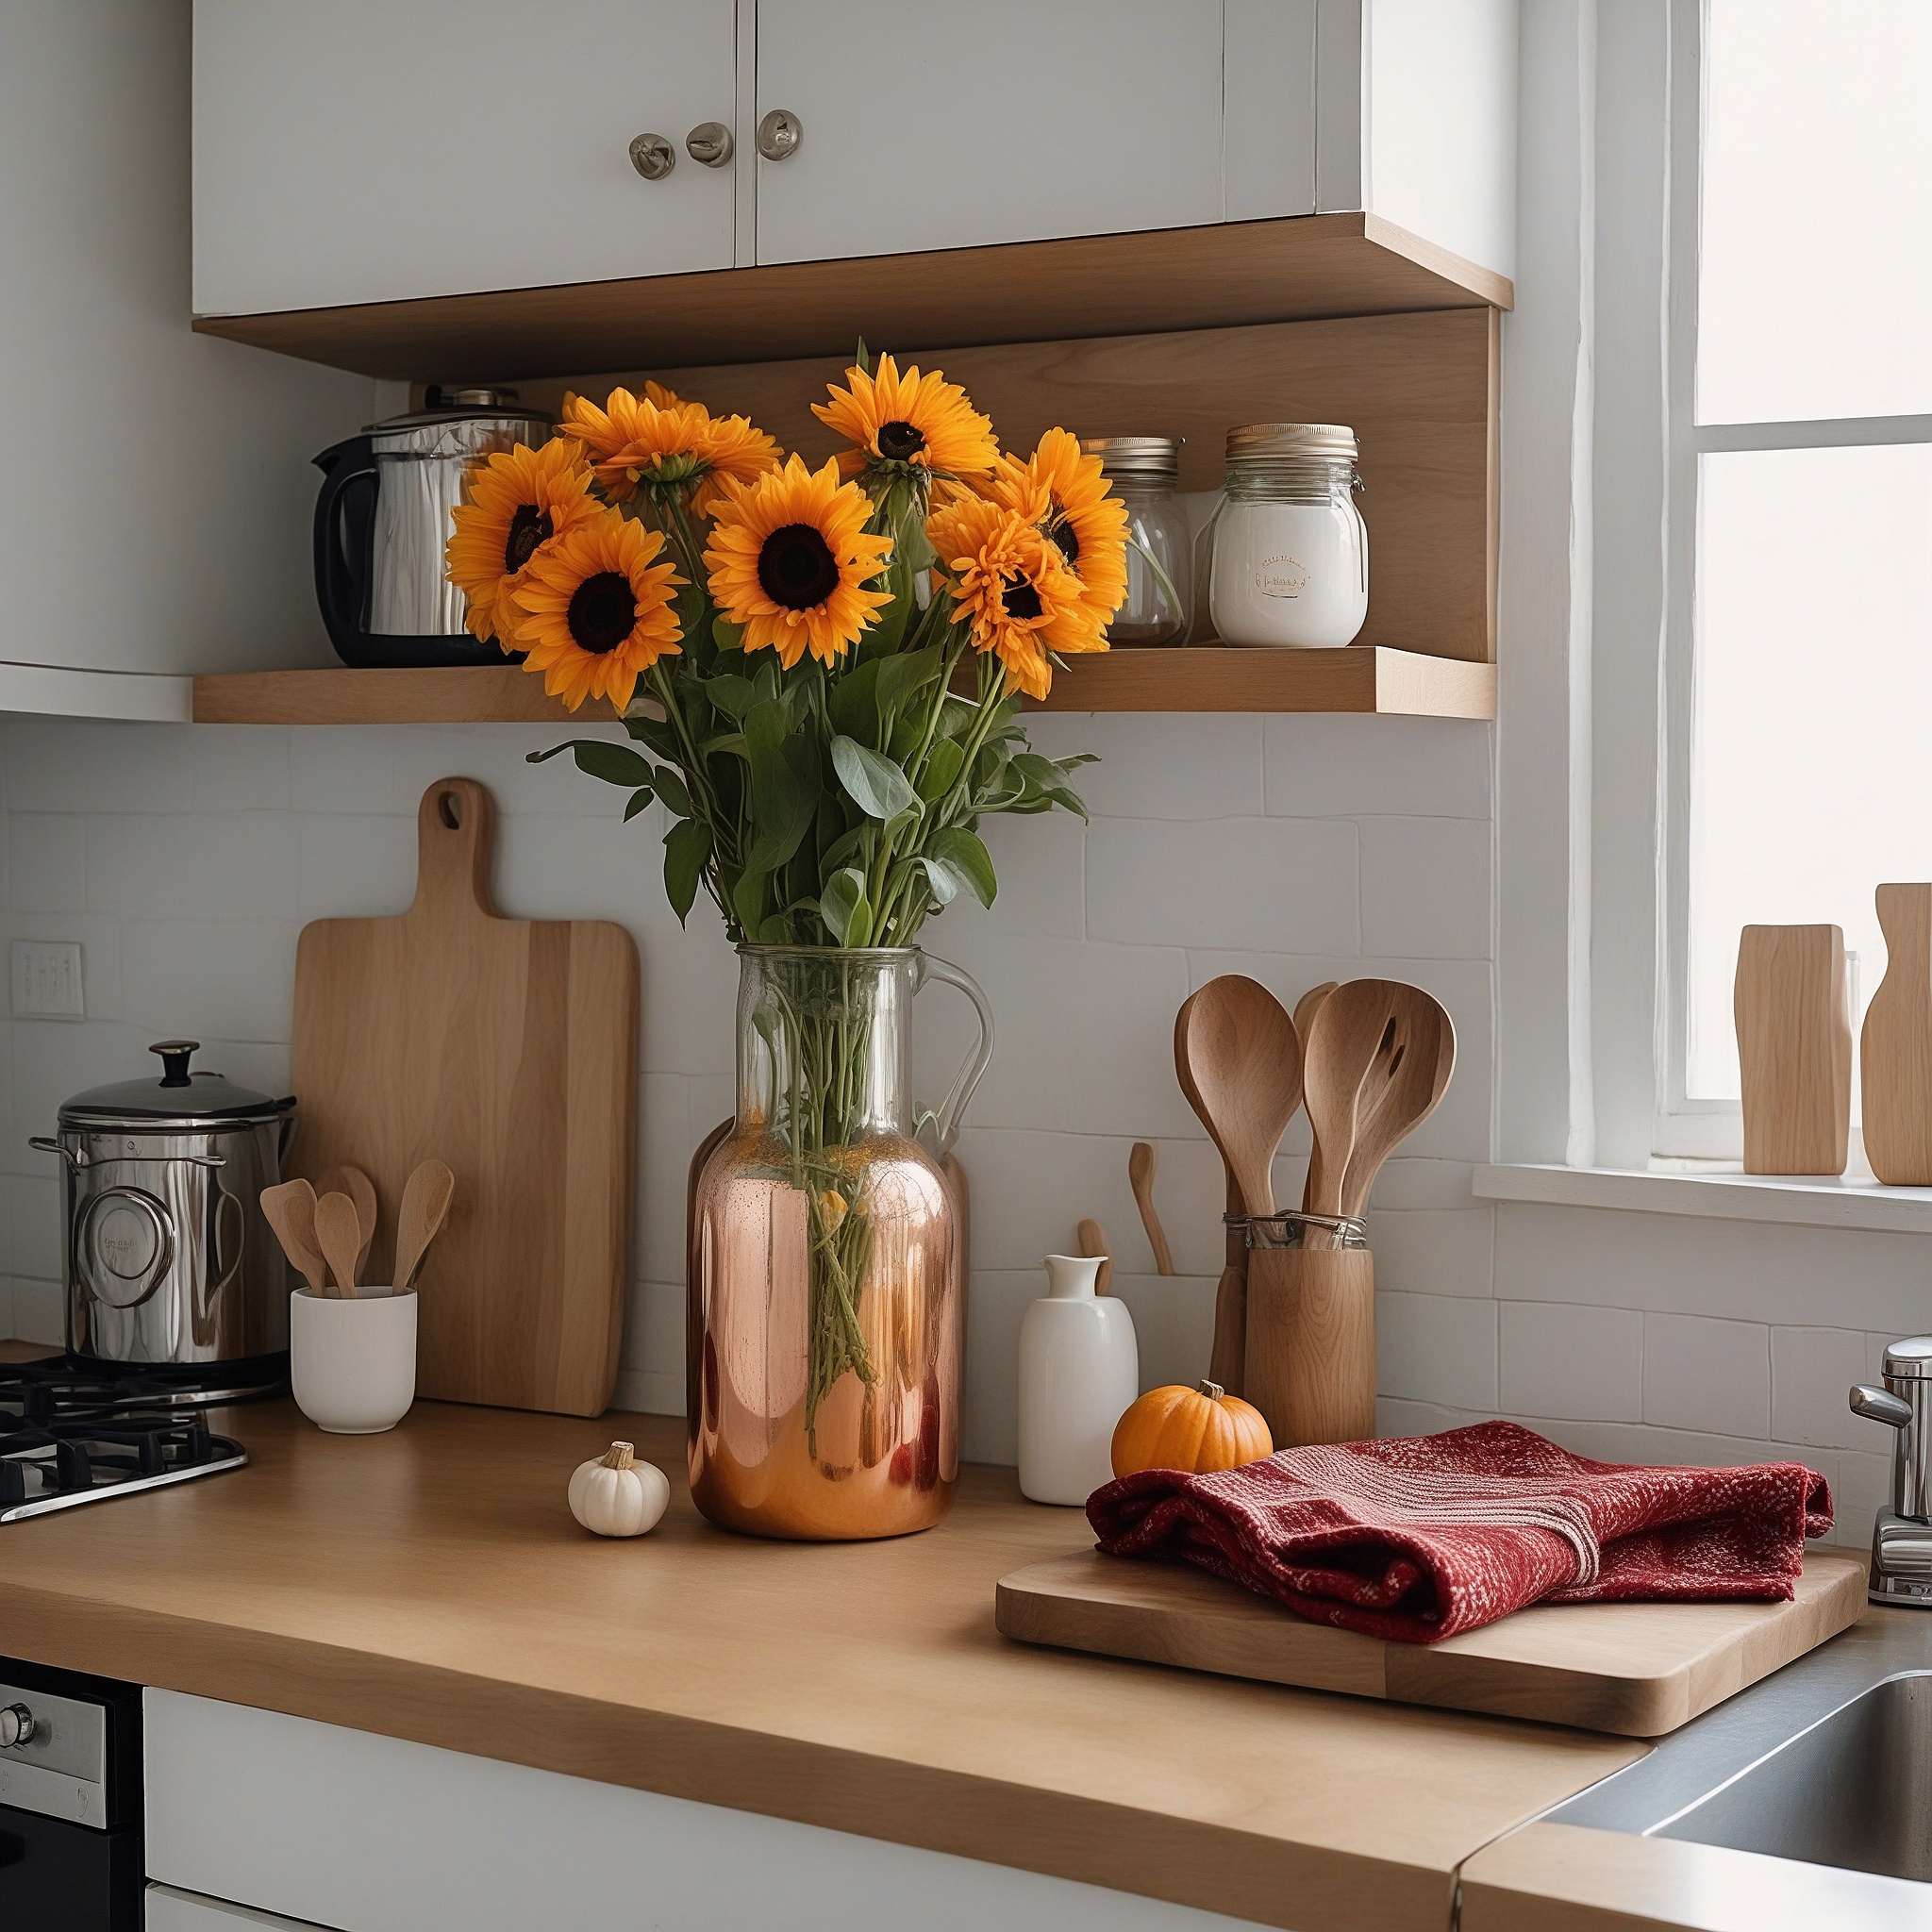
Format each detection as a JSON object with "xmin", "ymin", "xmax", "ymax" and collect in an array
[{"xmin": 1474, "ymin": 1162, "xmax": 1932, "ymax": 1236}]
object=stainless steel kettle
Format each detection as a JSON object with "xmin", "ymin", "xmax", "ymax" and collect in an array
[{"xmin": 312, "ymin": 386, "xmax": 552, "ymax": 667}]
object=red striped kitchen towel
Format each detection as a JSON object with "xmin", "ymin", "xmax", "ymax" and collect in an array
[{"xmin": 1086, "ymin": 1421, "xmax": 1832, "ymax": 1643}]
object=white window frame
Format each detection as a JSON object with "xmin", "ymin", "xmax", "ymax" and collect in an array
[{"xmin": 1648, "ymin": 0, "xmax": 1932, "ymax": 1159}]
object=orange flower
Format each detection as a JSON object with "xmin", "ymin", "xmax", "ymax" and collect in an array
[
  {"xmin": 925, "ymin": 493, "xmax": 1091, "ymax": 701},
  {"xmin": 705, "ymin": 456, "xmax": 894, "ymax": 668},
  {"xmin": 558, "ymin": 386, "xmax": 778, "ymax": 509},
  {"xmin": 443, "ymin": 438, "xmax": 602, "ymax": 646},
  {"xmin": 508, "ymin": 506, "xmax": 683, "ymax": 712},
  {"xmin": 811, "ymin": 355, "xmax": 997, "ymax": 479},
  {"xmin": 991, "ymin": 428, "xmax": 1129, "ymax": 645}
]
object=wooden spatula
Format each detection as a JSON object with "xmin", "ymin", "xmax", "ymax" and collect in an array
[
  {"xmin": 313, "ymin": 1191, "xmax": 364, "ymax": 1298},
  {"xmin": 1076, "ymin": 1217, "xmax": 1112, "ymax": 1295},
  {"xmin": 1174, "ymin": 975, "xmax": 1303, "ymax": 1218},
  {"xmin": 1301, "ymin": 980, "xmax": 1415, "ymax": 1217},
  {"xmin": 260, "ymin": 1179, "xmax": 327, "ymax": 1296},
  {"xmin": 316, "ymin": 1164, "xmax": 378, "ymax": 1279},
  {"xmin": 392, "ymin": 1159, "xmax": 457, "ymax": 1292},
  {"xmin": 1339, "ymin": 988, "xmax": 1455, "ymax": 1218},
  {"xmin": 1127, "ymin": 1142, "xmax": 1174, "ymax": 1275}
]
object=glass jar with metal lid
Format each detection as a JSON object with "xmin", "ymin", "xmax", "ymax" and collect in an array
[
  {"xmin": 1206, "ymin": 423, "xmax": 1368, "ymax": 649},
  {"xmin": 1079, "ymin": 436, "xmax": 1191, "ymax": 647}
]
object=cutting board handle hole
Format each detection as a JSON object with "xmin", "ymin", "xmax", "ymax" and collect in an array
[{"xmin": 438, "ymin": 791, "xmax": 464, "ymax": 831}]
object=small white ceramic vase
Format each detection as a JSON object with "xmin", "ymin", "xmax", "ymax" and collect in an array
[
  {"xmin": 1017, "ymin": 1254, "xmax": 1139, "ymax": 1505},
  {"xmin": 290, "ymin": 1287, "xmax": 418, "ymax": 1435}
]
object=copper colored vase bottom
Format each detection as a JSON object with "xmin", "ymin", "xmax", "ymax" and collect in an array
[{"xmin": 688, "ymin": 1133, "xmax": 961, "ymax": 1540}]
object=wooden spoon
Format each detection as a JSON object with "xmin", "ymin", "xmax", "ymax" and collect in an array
[
  {"xmin": 259, "ymin": 1179, "xmax": 326, "ymax": 1296},
  {"xmin": 1174, "ymin": 975, "xmax": 1302, "ymax": 1217},
  {"xmin": 1301, "ymin": 980, "xmax": 1416, "ymax": 1217},
  {"xmin": 317, "ymin": 1164, "xmax": 378, "ymax": 1279},
  {"xmin": 392, "ymin": 1159, "xmax": 457, "ymax": 1291},
  {"xmin": 1292, "ymin": 981, "xmax": 1340, "ymax": 1051},
  {"xmin": 1076, "ymin": 1217, "xmax": 1112, "ymax": 1295},
  {"xmin": 1340, "ymin": 989, "xmax": 1455, "ymax": 1218},
  {"xmin": 1127, "ymin": 1142, "xmax": 1174, "ymax": 1275},
  {"xmin": 313, "ymin": 1191, "xmax": 364, "ymax": 1298}
]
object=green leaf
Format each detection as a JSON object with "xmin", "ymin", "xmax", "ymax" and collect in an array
[
  {"xmin": 705, "ymin": 674, "xmax": 757, "ymax": 719},
  {"xmin": 929, "ymin": 826, "xmax": 997, "ymax": 908},
  {"xmin": 732, "ymin": 868, "xmax": 771, "ymax": 936},
  {"xmin": 711, "ymin": 613, "xmax": 745, "ymax": 655},
  {"xmin": 920, "ymin": 856, "xmax": 964, "ymax": 907},
  {"xmin": 820, "ymin": 867, "xmax": 869, "ymax": 946},
  {"xmin": 916, "ymin": 737, "xmax": 966, "ymax": 803},
  {"xmin": 624, "ymin": 788, "xmax": 654, "ymax": 822},
  {"xmin": 828, "ymin": 658, "xmax": 883, "ymax": 741},
  {"xmin": 743, "ymin": 703, "xmax": 818, "ymax": 873},
  {"xmin": 652, "ymin": 765, "xmax": 695, "ymax": 818},
  {"xmin": 875, "ymin": 644, "xmax": 943, "ymax": 718},
  {"xmin": 845, "ymin": 892, "xmax": 875, "ymax": 949},
  {"xmin": 623, "ymin": 715, "xmax": 680, "ymax": 758},
  {"xmin": 856, "ymin": 336, "xmax": 872, "ymax": 375},
  {"xmin": 831, "ymin": 734, "xmax": 918, "ymax": 821},
  {"xmin": 662, "ymin": 818, "xmax": 712, "ymax": 924},
  {"xmin": 819, "ymin": 822, "xmax": 870, "ymax": 874},
  {"xmin": 526, "ymin": 740, "xmax": 656, "ymax": 789},
  {"xmin": 758, "ymin": 912, "xmax": 794, "ymax": 944}
]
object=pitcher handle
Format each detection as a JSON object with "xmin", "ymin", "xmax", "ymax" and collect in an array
[{"xmin": 916, "ymin": 954, "xmax": 994, "ymax": 1156}]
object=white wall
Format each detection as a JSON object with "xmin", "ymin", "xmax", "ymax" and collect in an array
[{"xmin": 0, "ymin": 1, "xmax": 370, "ymax": 679}]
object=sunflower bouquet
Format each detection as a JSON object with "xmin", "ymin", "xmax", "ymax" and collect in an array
[{"xmin": 446, "ymin": 351, "xmax": 1126, "ymax": 1458}]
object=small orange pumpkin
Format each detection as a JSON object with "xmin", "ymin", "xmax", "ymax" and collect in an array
[{"xmin": 1110, "ymin": 1380, "xmax": 1274, "ymax": 1479}]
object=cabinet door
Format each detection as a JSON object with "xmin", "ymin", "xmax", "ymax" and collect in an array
[
  {"xmin": 753, "ymin": 0, "xmax": 1224, "ymax": 266},
  {"xmin": 148, "ymin": 1882, "xmax": 340, "ymax": 1930},
  {"xmin": 192, "ymin": 0, "xmax": 737, "ymax": 315}
]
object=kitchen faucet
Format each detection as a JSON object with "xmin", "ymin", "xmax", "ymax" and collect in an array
[{"xmin": 1851, "ymin": 1336, "xmax": 1932, "ymax": 1607}]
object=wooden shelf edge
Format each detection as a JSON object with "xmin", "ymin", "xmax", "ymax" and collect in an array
[
  {"xmin": 191, "ymin": 213, "xmax": 1514, "ymax": 382},
  {"xmin": 192, "ymin": 650, "xmax": 1495, "ymax": 727}
]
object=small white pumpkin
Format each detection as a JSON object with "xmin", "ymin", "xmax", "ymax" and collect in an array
[{"xmin": 568, "ymin": 1441, "xmax": 670, "ymax": 1538}]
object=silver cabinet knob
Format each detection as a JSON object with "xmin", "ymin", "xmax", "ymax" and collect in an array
[
  {"xmin": 0, "ymin": 1705, "xmax": 36, "ymax": 1749},
  {"xmin": 628, "ymin": 133, "xmax": 675, "ymax": 180},
  {"xmin": 686, "ymin": 121, "xmax": 733, "ymax": 168},
  {"xmin": 756, "ymin": 108, "xmax": 802, "ymax": 161}
]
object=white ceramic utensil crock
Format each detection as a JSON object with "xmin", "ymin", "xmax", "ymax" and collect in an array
[
  {"xmin": 290, "ymin": 1287, "xmax": 417, "ymax": 1434},
  {"xmin": 1017, "ymin": 1254, "xmax": 1139, "ymax": 1505}
]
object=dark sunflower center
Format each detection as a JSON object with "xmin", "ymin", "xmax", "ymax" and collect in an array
[
  {"xmin": 566, "ymin": 572, "xmax": 637, "ymax": 655},
  {"xmin": 875, "ymin": 419, "xmax": 926, "ymax": 461},
  {"xmin": 758, "ymin": 524, "xmax": 841, "ymax": 610},
  {"xmin": 1043, "ymin": 502, "xmax": 1080, "ymax": 567},
  {"xmin": 1001, "ymin": 575, "xmax": 1043, "ymax": 622},
  {"xmin": 504, "ymin": 504, "xmax": 553, "ymax": 574}
]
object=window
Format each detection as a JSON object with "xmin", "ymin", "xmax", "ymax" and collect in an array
[{"xmin": 1663, "ymin": 0, "xmax": 1932, "ymax": 1152}]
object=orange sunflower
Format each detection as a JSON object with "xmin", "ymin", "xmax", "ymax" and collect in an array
[
  {"xmin": 925, "ymin": 493, "xmax": 1091, "ymax": 701},
  {"xmin": 507, "ymin": 506, "xmax": 684, "ymax": 712},
  {"xmin": 443, "ymin": 438, "xmax": 601, "ymax": 646},
  {"xmin": 705, "ymin": 456, "xmax": 894, "ymax": 667},
  {"xmin": 991, "ymin": 428, "xmax": 1129, "ymax": 644},
  {"xmin": 558, "ymin": 387, "xmax": 779, "ymax": 510},
  {"xmin": 811, "ymin": 355, "xmax": 997, "ymax": 479}
]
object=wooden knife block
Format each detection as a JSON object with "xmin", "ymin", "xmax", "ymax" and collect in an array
[{"xmin": 1242, "ymin": 1245, "xmax": 1376, "ymax": 1447}]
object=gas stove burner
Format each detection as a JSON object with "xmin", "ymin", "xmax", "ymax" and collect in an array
[{"xmin": 0, "ymin": 1356, "xmax": 267, "ymax": 1521}]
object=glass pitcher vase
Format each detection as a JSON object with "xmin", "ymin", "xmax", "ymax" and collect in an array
[{"xmin": 688, "ymin": 945, "xmax": 992, "ymax": 1541}]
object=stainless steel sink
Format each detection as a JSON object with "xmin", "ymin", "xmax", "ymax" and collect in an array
[
  {"xmin": 1546, "ymin": 1603, "xmax": 1932, "ymax": 1890},
  {"xmin": 1651, "ymin": 1671, "xmax": 1932, "ymax": 1882}
]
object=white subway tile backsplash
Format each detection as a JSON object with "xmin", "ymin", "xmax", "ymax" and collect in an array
[
  {"xmin": 1771, "ymin": 1326, "xmax": 1874, "ymax": 1452},
  {"xmin": 296, "ymin": 814, "xmax": 417, "ymax": 920},
  {"xmin": 120, "ymin": 919, "xmax": 300, "ymax": 1042},
  {"xmin": 1039, "ymin": 713, "xmax": 1264, "ymax": 820},
  {"xmin": 2, "ymin": 719, "xmax": 194, "ymax": 815},
  {"xmin": 1264, "ymin": 716, "xmax": 1493, "ymax": 820},
  {"xmin": 1087, "ymin": 816, "xmax": 1357, "ymax": 954},
  {"xmin": 192, "ymin": 726, "xmax": 292, "ymax": 811},
  {"xmin": 2, "ymin": 1173, "xmax": 61, "ymax": 1281},
  {"xmin": 9, "ymin": 1275, "xmax": 63, "ymax": 1348},
  {"xmin": 1500, "ymin": 1301, "xmax": 1643, "ymax": 1422},
  {"xmin": 976, "ymin": 809, "xmax": 1085, "ymax": 941},
  {"xmin": 1379, "ymin": 1291, "xmax": 1497, "ymax": 1408},
  {"xmin": 1646, "ymin": 1313, "xmax": 1770, "ymax": 1439},
  {"xmin": 1358, "ymin": 816, "xmax": 1492, "ymax": 960},
  {"xmin": 288, "ymin": 724, "xmax": 404, "ymax": 815},
  {"xmin": 1369, "ymin": 1208, "xmax": 1494, "ymax": 1301},
  {"xmin": 87, "ymin": 813, "xmax": 301, "ymax": 920},
  {"xmin": 8, "ymin": 815, "xmax": 86, "ymax": 912}
]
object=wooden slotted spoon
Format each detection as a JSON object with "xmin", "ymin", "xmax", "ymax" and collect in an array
[
  {"xmin": 1339, "ymin": 989, "xmax": 1456, "ymax": 1218},
  {"xmin": 1300, "ymin": 980, "xmax": 1415, "ymax": 1217}
]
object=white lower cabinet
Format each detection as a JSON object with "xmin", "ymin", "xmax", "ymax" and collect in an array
[
  {"xmin": 146, "ymin": 1884, "xmax": 335, "ymax": 1930},
  {"xmin": 145, "ymin": 1690, "xmax": 1265, "ymax": 1932}
]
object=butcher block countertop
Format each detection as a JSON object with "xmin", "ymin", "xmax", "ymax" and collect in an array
[{"xmin": 0, "ymin": 1392, "xmax": 1865, "ymax": 1932}]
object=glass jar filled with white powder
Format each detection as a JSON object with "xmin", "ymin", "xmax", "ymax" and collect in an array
[{"xmin": 1206, "ymin": 424, "xmax": 1367, "ymax": 648}]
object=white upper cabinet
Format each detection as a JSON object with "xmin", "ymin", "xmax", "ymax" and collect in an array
[
  {"xmin": 192, "ymin": 0, "xmax": 739, "ymax": 315},
  {"xmin": 750, "ymin": 0, "xmax": 1230, "ymax": 266}
]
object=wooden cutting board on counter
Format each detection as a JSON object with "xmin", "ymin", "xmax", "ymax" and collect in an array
[
  {"xmin": 291, "ymin": 777, "xmax": 638, "ymax": 1416},
  {"xmin": 996, "ymin": 1550, "xmax": 1867, "ymax": 1737}
]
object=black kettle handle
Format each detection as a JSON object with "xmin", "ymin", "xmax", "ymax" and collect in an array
[{"xmin": 313, "ymin": 434, "xmax": 377, "ymax": 658}]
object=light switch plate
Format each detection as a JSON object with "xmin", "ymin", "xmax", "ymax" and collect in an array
[{"xmin": 10, "ymin": 940, "xmax": 85, "ymax": 1019}]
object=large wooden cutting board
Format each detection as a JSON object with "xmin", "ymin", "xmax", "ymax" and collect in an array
[
  {"xmin": 291, "ymin": 777, "xmax": 638, "ymax": 1416},
  {"xmin": 996, "ymin": 1550, "xmax": 1868, "ymax": 1737}
]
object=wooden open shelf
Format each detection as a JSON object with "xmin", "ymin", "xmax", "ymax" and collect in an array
[
  {"xmin": 192, "ymin": 212, "xmax": 1511, "ymax": 381},
  {"xmin": 191, "ymin": 650, "xmax": 1493, "ymax": 727}
]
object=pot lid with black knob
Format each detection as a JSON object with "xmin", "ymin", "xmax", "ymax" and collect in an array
[{"xmin": 58, "ymin": 1041, "xmax": 295, "ymax": 1127}]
